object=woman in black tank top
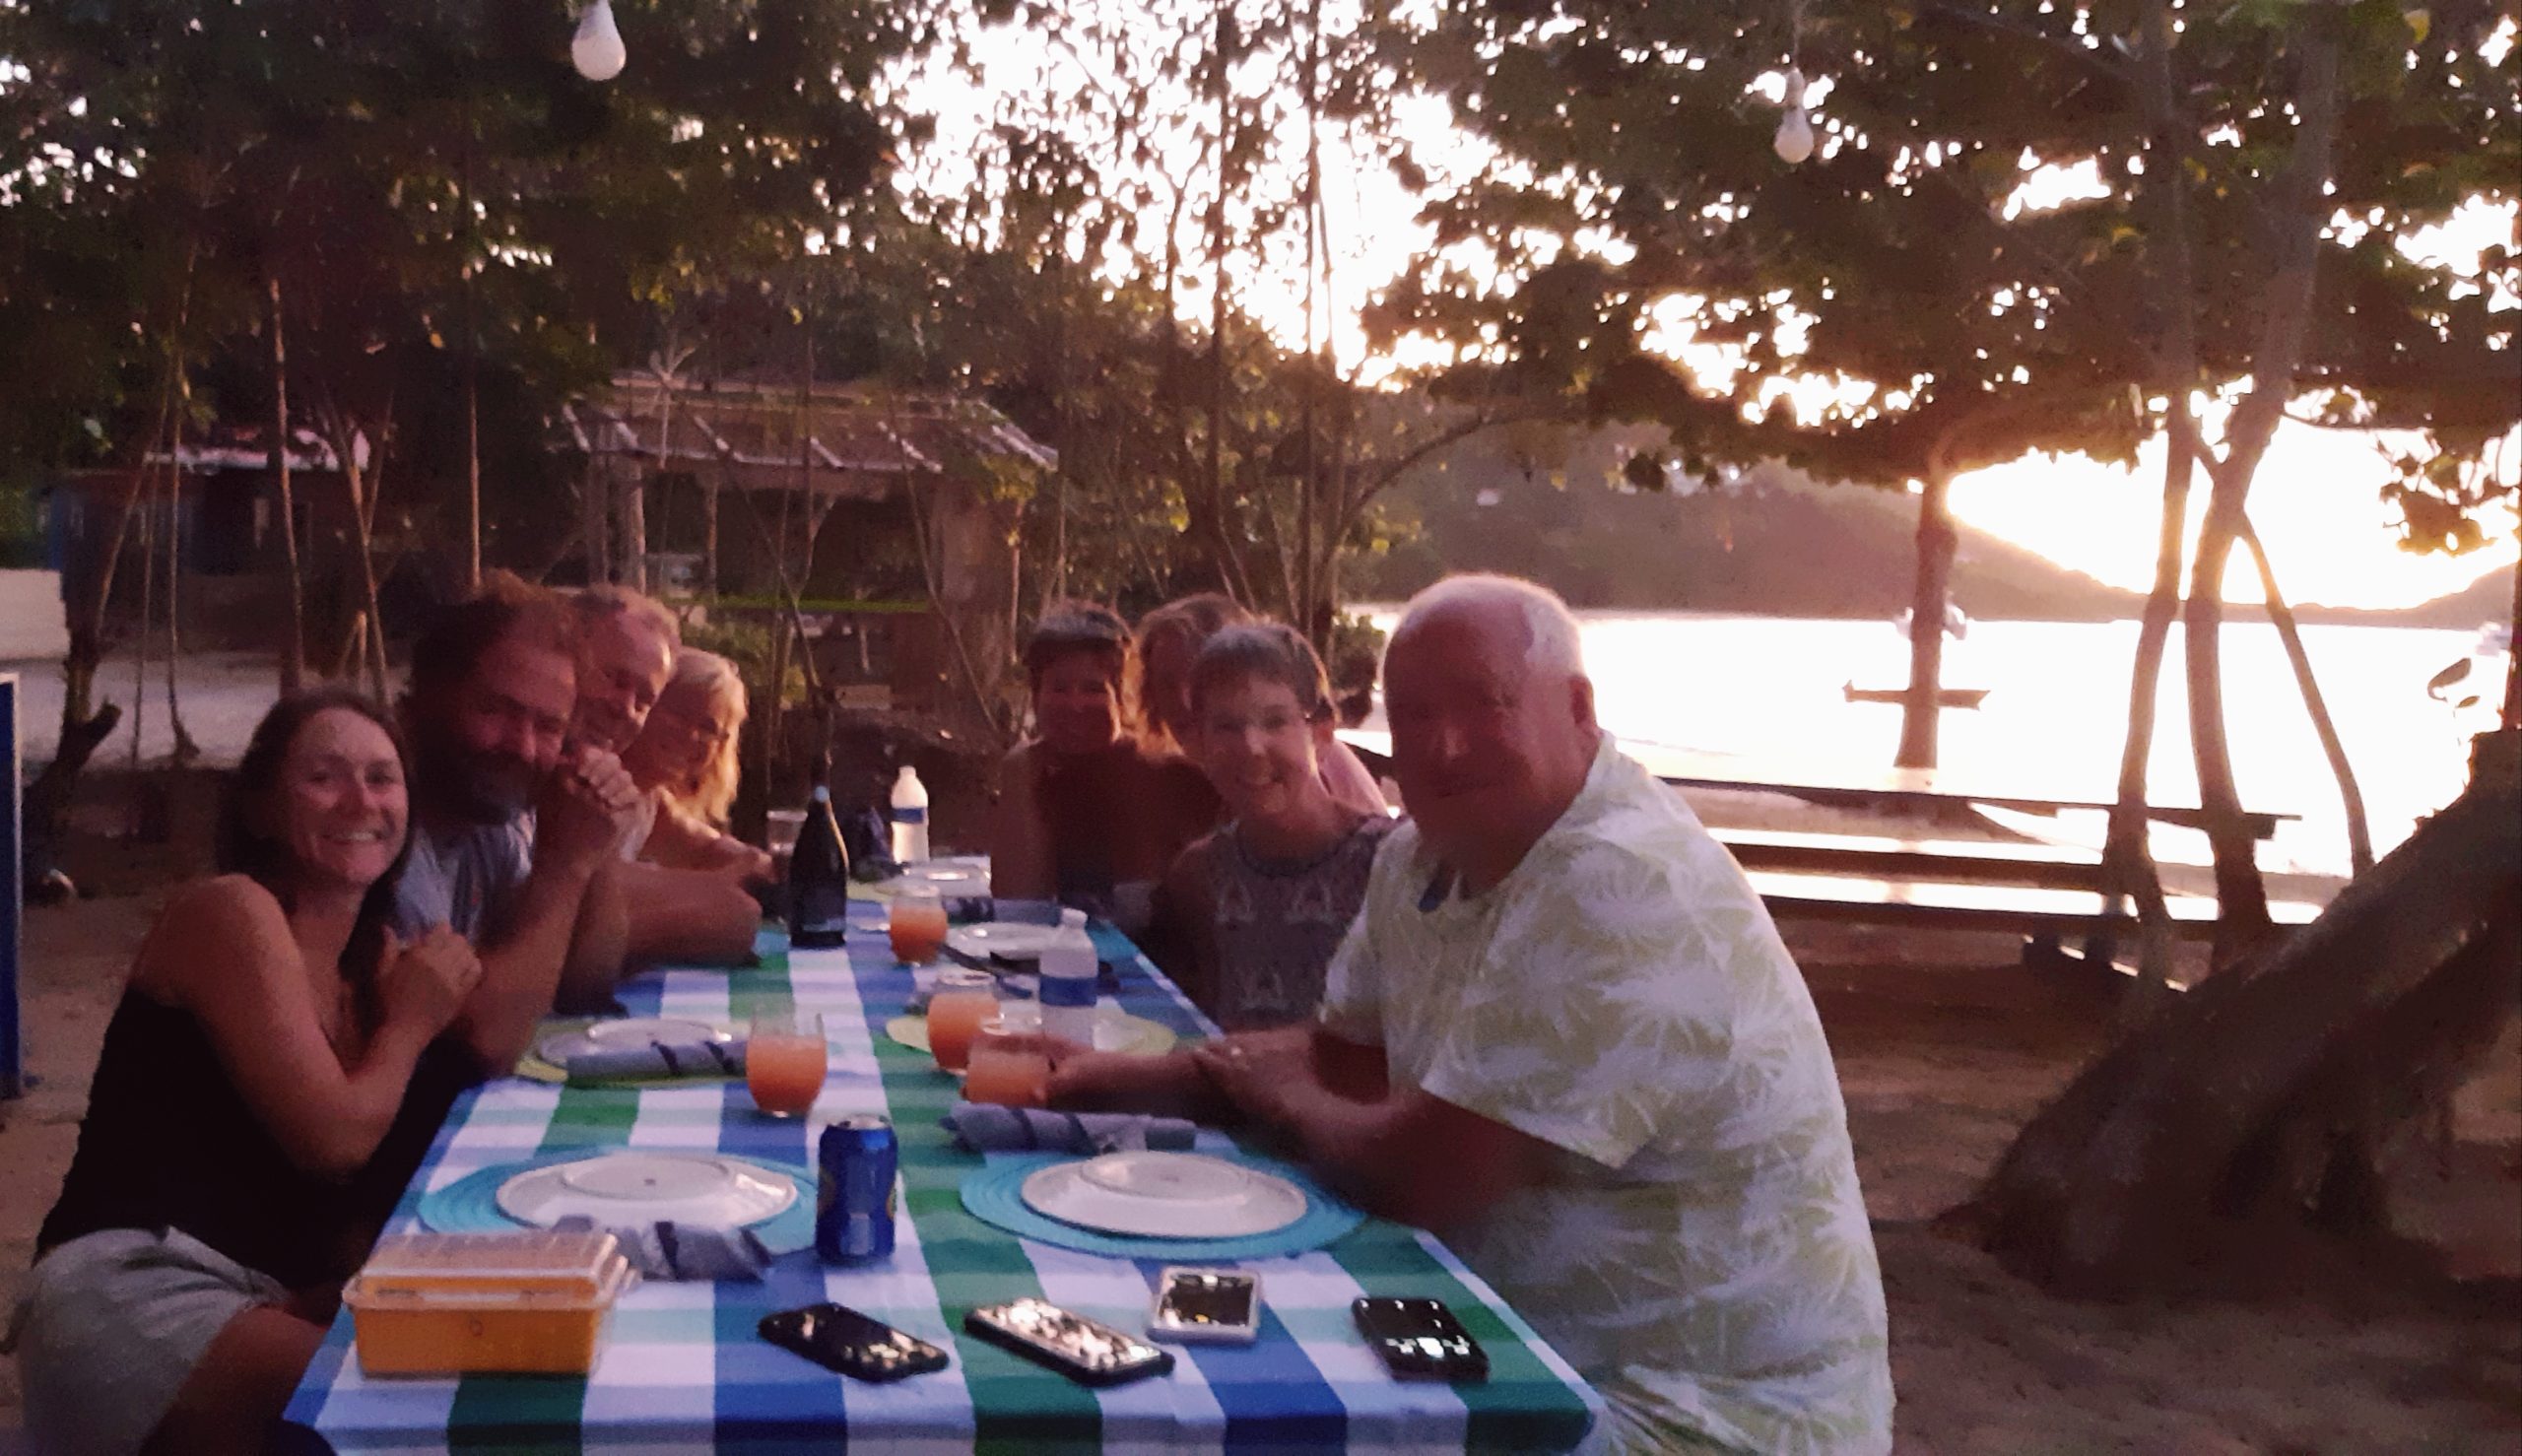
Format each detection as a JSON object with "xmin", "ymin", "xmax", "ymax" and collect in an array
[{"xmin": 18, "ymin": 692, "xmax": 489, "ymax": 1455}]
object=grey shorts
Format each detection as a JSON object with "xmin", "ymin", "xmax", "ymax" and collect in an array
[{"xmin": 4, "ymin": 1227, "xmax": 290, "ymax": 1456}]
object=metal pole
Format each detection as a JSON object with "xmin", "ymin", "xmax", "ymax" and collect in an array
[{"xmin": 2, "ymin": 672, "xmax": 25, "ymax": 1098}]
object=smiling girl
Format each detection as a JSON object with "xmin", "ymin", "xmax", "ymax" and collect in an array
[
  {"xmin": 9, "ymin": 693, "xmax": 489, "ymax": 1455},
  {"xmin": 1145, "ymin": 622, "xmax": 1394, "ymax": 1029}
]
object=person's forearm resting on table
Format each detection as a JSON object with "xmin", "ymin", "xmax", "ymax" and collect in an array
[
  {"xmin": 453, "ymin": 855, "xmax": 614, "ymax": 1072},
  {"xmin": 986, "ymin": 747, "xmax": 1056, "ymax": 900},
  {"xmin": 617, "ymin": 861, "xmax": 761, "ymax": 967},
  {"xmin": 1210, "ymin": 1029, "xmax": 1552, "ymax": 1231}
]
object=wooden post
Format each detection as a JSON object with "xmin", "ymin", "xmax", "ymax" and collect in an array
[{"xmin": 1896, "ymin": 466, "xmax": 1958, "ymax": 770}]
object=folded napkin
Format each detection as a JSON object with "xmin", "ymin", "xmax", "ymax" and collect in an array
[
  {"xmin": 941, "ymin": 1101, "xmax": 1197, "ymax": 1155},
  {"xmin": 552, "ymin": 1215, "xmax": 772, "ymax": 1282},
  {"xmin": 563, "ymin": 1036, "xmax": 746, "ymax": 1083}
]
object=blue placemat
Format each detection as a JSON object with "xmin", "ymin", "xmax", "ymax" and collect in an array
[
  {"xmin": 417, "ymin": 1152, "xmax": 819, "ymax": 1257},
  {"xmin": 961, "ymin": 1150, "xmax": 1365, "ymax": 1261}
]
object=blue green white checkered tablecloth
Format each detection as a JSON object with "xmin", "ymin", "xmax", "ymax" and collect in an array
[{"xmin": 285, "ymin": 906, "xmax": 1603, "ymax": 1452}]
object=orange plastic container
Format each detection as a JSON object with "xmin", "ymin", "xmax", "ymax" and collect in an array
[{"xmin": 344, "ymin": 1230, "xmax": 637, "ymax": 1376}]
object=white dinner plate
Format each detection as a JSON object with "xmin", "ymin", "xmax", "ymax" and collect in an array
[
  {"xmin": 1020, "ymin": 1152, "xmax": 1307, "ymax": 1238},
  {"xmin": 884, "ymin": 1010, "xmax": 1176, "ymax": 1058},
  {"xmin": 533, "ymin": 1017, "xmax": 726, "ymax": 1068},
  {"xmin": 495, "ymin": 1151, "xmax": 798, "ymax": 1229},
  {"xmin": 947, "ymin": 922, "xmax": 1067, "ymax": 961}
]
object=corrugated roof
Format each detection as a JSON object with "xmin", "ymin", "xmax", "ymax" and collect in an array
[{"xmin": 563, "ymin": 372, "xmax": 1057, "ymax": 490}]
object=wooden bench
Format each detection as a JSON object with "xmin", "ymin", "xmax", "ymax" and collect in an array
[{"xmin": 1336, "ymin": 730, "xmax": 2326, "ymax": 964}]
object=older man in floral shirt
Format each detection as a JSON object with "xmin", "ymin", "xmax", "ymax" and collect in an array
[{"xmin": 1199, "ymin": 574, "xmax": 1892, "ymax": 1454}]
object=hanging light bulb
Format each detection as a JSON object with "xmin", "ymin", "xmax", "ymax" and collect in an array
[
  {"xmin": 572, "ymin": 0, "xmax": 626, "ymax": 81},
  {"xmin": 1774, "ymin": 106, "xmax": 1816, "ymax": 165}
]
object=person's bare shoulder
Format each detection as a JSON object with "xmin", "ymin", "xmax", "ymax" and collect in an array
[{"xmin": 134, "ymin": 874, "xmax": 297, "ymax": 999}]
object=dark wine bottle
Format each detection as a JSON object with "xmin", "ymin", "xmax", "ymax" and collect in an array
[{"xmin": 787, "ymin": 780, "xmax": 852, "ymax": 949}]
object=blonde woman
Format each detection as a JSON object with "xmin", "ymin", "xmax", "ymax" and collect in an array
[{"xmin": 620, "ymin": 649, "xmax": 771, "ymax": 880}]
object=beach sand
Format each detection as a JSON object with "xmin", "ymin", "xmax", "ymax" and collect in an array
[{"xmin": 2, "ymin": 684, "xmax": 2514, "ymax": 1448}]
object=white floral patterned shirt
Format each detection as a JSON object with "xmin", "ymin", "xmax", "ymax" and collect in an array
[{"xmin": 1321, "ymin": 737, "xmax": 1893, "ymax": 1454}]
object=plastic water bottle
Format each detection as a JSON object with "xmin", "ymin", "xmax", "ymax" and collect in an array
[
  {"xmin": 786, "ymin": 781, "xmax": 851, "ymax": 949},
  {"xmin": 1038, "ymin": 928, "xmax": 1097, "ymax": 1048},
  {"xmin": 890, "ymin": 765, "xmax": 930, "ymax": 866}
]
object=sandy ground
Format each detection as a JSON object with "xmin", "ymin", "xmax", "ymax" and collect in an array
[{"xmin": 5, "ymin": 650, "xmax": 286, "ymax": 770}]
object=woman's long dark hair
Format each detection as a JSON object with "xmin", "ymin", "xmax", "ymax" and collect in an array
[{"xmin": 217, "ymin": 690, "xmax": 416, "ymax": 1037}]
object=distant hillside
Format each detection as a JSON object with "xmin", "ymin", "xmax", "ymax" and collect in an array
[
  {"xmin": 1351, "ymin": 430, "xmax": 2513, "ymax": 628},
  {"xmin": 1355, "ymin": 440, "xmax": 2148, "ymax": 621}
]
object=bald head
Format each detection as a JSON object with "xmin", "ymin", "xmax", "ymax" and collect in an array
[{"xmin": 1383, "ymin": 574, "xmax": 1598, "ymax": 893}]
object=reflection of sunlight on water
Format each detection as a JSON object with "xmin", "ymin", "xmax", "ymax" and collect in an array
[{"xmin": 1371, "ymin": 611, "xmax": 2489, "ymax": 878}]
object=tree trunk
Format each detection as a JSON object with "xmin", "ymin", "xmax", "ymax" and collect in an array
[
  {"xmin": 161, "ymin": 409, "xmax": 197, "ymax": 766},
  {"xmin": 2102, "ymin": 0, "xmax": 2208, "ymax": 991},
  {"xmin": 2096, "ymin": 407, "xmax": 2198, "ymax": 1006},
  {"xmin": 268, "ymin": 275, "xmax": 306, "ymax": 694},
  {"xmin": 330, "ymin": 420, "xmax": 391, "ymax": 704},
  {"xmin": 127, "ymin": 476, "xmax": 156, "ymax": 789},
  {"xmin": 1192, "ymin": 0, "xmax": 1254, "ymax": 606},
  {"xmin": 1955, "ymin": 756, "xmax": 2522, "ymax": 1296},
  {"xmin": 581, "ymin": 460, "xmax": 612, "ymax": 586},
  {"xmin": 2182, "ymin": 500, "xmax": 2273, "ymax": 949},
  {"xmin": 2501, "ymin": 557, "xmax": 2519, "ymax": 734},
  {"xmin": 621, "ymin": 463, "xmax": 648, "ymax": 594},
  {"xmin": 1895, "ymin": 466, "xmax": 1958, "ymax": 770},
  {"xmin": 2182, "ymin": 18, "xmax": 2340, "ymax": 960},
  {"xmin": 2239, "ymin": 513, "xmax": 2371, "ymax": 874},
  {"xmin": 703, "ymin": 480, "xmax": 720, "ymax": 598}
]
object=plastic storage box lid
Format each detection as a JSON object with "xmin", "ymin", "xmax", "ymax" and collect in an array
[{"xmin": 353, "ymin": 1229, "xmax": 630, "ymax": 1299}]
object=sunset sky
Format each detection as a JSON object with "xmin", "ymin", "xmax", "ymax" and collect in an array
[
  {"xmin": 910, "ymin": 19, "xmax": 2519, "ymax": 616},
  {"xmin": 1949, "ymin": 428, "xmax": 2518, "ymax": 613}
]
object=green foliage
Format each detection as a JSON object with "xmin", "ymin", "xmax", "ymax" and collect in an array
[
  {"xmin": 0, "ymin": 0, "xmax": 926, "ymax": 571},
  {"xmin": 1376, "ymin": 0, "xmax": 2518, "ymax": 517}
]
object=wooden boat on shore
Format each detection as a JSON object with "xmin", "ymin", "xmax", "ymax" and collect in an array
[{"xmin": 1843, "ymin": 682, "xmax": 1990, "ymax": 708}]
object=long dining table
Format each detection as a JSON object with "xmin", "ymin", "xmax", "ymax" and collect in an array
[{"xmin": 283, "ymin": 902, "xmax": 1603, "ymax": 1453}]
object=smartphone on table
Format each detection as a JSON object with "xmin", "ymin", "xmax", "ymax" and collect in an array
[
  {"xmin": 964, "ymin": 1296, "xmax": 1175, "ymax": 1386},
  {"xmin": 1148, "ymin": 1267, "xmax": 1262, "ymax": 1346},
  {"xmin": 760, "ymin": 1302, "xmax": 951, "ymax": 1383},
  {"xmin": 1352, "ymin": 1295, "xmax": 1489, "ymax": 1382}
]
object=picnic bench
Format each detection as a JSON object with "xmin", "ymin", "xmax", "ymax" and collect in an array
[{"xmin": 1336, "ymin": 729, "xmax": 2324, "ymax": 967}]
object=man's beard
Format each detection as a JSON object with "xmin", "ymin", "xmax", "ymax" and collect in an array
[{"xmin": 412, "ymin": 722, "xmax": 541, "ymax": 825}]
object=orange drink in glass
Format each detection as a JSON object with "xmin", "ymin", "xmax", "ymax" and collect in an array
[
  {"xmin": 746, "ymin": 1008, "xmax": 827, "ymax": 1118},
  {"xmin": 925, "ymin": 969, "xmax": 998, "ymax": 1073},
  {"xmin": 889, "ymin": 885, "xmax": 950, "ymax": 965},
  {"xmin": 962, "ymin": 1021, "xmax": 1052, "ymax": 1108}
]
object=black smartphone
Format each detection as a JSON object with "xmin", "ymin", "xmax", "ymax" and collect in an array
[
  {"xmin": 964, "ymin": 1296, "xmax": 1176, "ymax": 1387},
  {"xmin": 1352, "ymin": 1295, "xmax": 1490, "ymax": 1382},
  {"xmin": 759, "ymin": 1303, "xmax": 951, "ymax": 1383}
]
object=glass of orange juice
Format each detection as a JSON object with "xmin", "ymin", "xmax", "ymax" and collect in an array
[
  {"xmin": 962, "ymin": 1020, "xmax": 1052, "ymax": 1108},
  {"xmin": 926, "ymin": 969, "xmax": 999, "ymax": 1074},
  {"xmin": 889, "ymin": 884, "xmax": 950, "ymax": 966},
  {"xmin": 746, "ymin": 1007, "xmax": 827, "ymax": 1118}
]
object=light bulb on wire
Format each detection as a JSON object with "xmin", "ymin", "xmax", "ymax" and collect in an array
[
  {"xmin": 1774, "ymin": 107, "xmax": 1815, "ymax": 164},
  {"xmin": 572, "ymin": 0, "xmax": 626, "ymax": 81},
  {"xmin": 1774, "ymin": 65, "xmax": 1814, "ymax": 164}
]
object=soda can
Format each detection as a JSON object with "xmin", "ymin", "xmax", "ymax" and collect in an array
[{"xmin": 816, "ymin": 1115, "xmax": 899, "ymax": 1263}]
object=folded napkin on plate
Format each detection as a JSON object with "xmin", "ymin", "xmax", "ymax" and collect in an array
[
  {"xmin": 942, "ymin": 1101, "xmax": 1196, "ymax": 1154},
  {"xmin": 563, "ymin": 1036, "xmax": 746, "ymax": 1083},
  {"xmin": 987, "ymin": 898, "xmax": 1065, "ymax": 926},
  {"xmin": 552, "ymin": 1215, "xmax": 771, "ymax": 1282}
]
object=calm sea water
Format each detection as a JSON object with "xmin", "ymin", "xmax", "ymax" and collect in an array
[{"xmin": 1365, "ymin": 610, "xmax": 2502, "ymax": 878}]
